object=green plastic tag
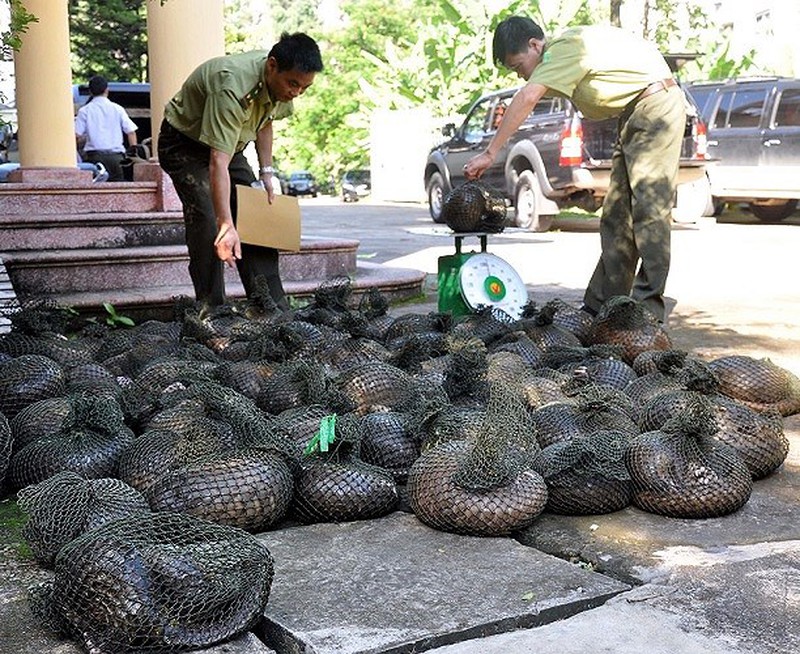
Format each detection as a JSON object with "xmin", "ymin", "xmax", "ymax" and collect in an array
[{"xmin": 303, "ymin": 414, "xmax": 337, "ymax": 455}]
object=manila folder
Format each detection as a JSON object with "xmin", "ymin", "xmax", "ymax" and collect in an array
[{"xmin": 235, "ymin": 184, "xmax": 301, "ymax": 251}]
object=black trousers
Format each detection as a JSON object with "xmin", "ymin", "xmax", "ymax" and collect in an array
[{"xmin": 157, "ymin": 119, "xmax": 287, "ymax": 309}]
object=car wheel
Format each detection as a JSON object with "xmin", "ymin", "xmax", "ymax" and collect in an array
[
  {"xmin": 514, "ymin": 170, "xmax": 553, "ymax": 232},
  {"xmin": 749, "ymin": 200, "xmax": 797, "ymax": 222},
  {"xmin": 427, "ymin": 171, "xmax": 446, "ymax": 223}
]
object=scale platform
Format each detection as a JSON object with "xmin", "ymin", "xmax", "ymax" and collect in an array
[{"xmin": 435, "ymin": 231, "xmax": 527, "ymax": 319}]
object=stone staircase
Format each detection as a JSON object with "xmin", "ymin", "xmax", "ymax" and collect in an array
[{"xmin": 0, "ymin": 163, "xmax": 426, "ymax": 323}]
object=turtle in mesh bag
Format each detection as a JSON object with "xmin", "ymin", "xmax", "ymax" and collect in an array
[
  {"xmin": 30, "ymin": 511, "xmax": 274, "ymax": 653},
  {"xmin": 625, "ymin": 396, "xmax": 753, "ymax": 518},
  {"xmin": 17, "ymin": 470, "xmax": 150, "ymax": 567},
  {"xmin": 531, "ymin": 384, "xmax": 640, "ymax": 450},
  {"xmin": 290, "ymin": 412, "xmax": 399, "ymax": 524},
  {"xmin": 0, "ymin": 411, "xmax": 11, "ymax": 492},
  {"xmin": 8, "ymin": 391, "xmax": 135, "ymax": 491},
  {"xmin": 441, "ymin": 181, "xmax": 507, "ymax": 233},
  {"xmin": 516, "ymin": 302, "xmax": 583, "ymax": 351},
  {"xmin": 638, "ymin": 365, "xmax": 789, "ymax": 480},
  {"xmin": 0, "ymin": 354, "xmax": 65, "ymax": 420},
  {"xmin": 587, "ymin": 295, "xmax": 672, "ymax": 365},
  {"xmin": 146, "ymin": 445, "xmax": 294, "ymax": 532},
  {"xmin": 707, "ymin": 354, "xmax": 800, "ymax": 417},
  {"xmin": 532, "ymin": 429, "xmax": 633, "ymax": 515},
  {"xmin": 407, "ymin": 381, "xmax": 548, "ymax": 536}
]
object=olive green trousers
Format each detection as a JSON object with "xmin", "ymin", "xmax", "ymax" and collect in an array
[{"xmin": 583, "ymin": 85, "xmax": 686, "ymax": 321}]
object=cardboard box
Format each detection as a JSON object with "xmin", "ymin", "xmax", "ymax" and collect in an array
[{"xmin": 235, "ymin": 184, "xmax": 301, "ymax": 251}]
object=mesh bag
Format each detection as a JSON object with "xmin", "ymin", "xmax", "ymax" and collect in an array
[
  {"xmin": 711, "ymin": 395, "xmax": 789, "ymax": 480},
  {"xmin": 707, "ymin": 354, "xmax": 800, "ymax": 416},
  {"xmin": 625, "ymin": 397, "xmax": 753, "ymax": 518},
  {"xmin": 64, "ymin": 361, "xmax": 123, "ymax": 396},
  {"xmin": 554, "ymin": 350, "xmax": 638, "ymax": 391},
  {"xmin": 490, "ymin": 332, "xmax": 546, "ymax": 368},
  {"xmin": 256, "ymin": 360, "xmax": 331, "ymax": 415},
  {"xmin": 0, "ymin": 411, "xmax": 10, "ymax": 490},
  {"xmin": 212, "ymin": 359, "xmax": 278, "ymax": 401},
  {"xmin": 330, "ymin": 360, "xmax": 423, "ymax": 415},
  {"xmin": 9, "ymin": 396, "xmax": 73, "ymax": 453},
  {"xmin": 357, "ymin": 411, "xmax": 420, "ymax": 482},
  {"xmin": 388, "ymin": 331, "xmax": 450, "ymax": 373},
  {"xmin": 17, "ymin": 471, "xmax": 150, "ymax": 567},
  {"xmin": 146, "ymin": 446, "xmax": 294, "ymax": 532},
  {"xmin": 407, "ymin": 382, "xmax": 547, "ymax": 536},
  {"xmin": 530, "ymin": 401, "xmax": 582, "ymax": 449},
  {"xmin": 290, "ymin": 415, "xmax": 399, "ymax": 524},
  {"xmin": 382, "ymin": 312, "xmax": 451, "ymax": 343},
  {"xmin": 442, "ymin": 337, "xmax": 490, "ymax": 406},
  {"xmin": 419, "ymin": 404, "xmax": 486, "ymax": 452},
  {"xmin": 316, "ymin": 337, "xmax": 392, "ymax": 373},
  {"xmin": 532, "ymin": 430, "xmax": 633, "ymax": 515},
  {"xmin": 0, "ymin": 354, "xmax": 65, "ymax": 419},
  {"xmin": 272, "ymin": 404, "xmax": 336, "ymax": 457},
  {"xmin": 587, "ymin": 296, "xmax": 672, "ymax": 365},
  {"xmin": 545, "ymin": 298, "xmax": 594, "ymax": 345},
  {"xmin": 441, "ymin": 182, "xmax": 486, "ymax": 232},
  {"xmin": 631, "ymin": 348, "xmax": 691, "ymax": 377},
  {"xmin": 1, "ymin": 297, "xmax": 73, "ymax": 335},
  {"xmin": 0, "ymin": 332, "xmax": 95, "ymax": 367},
  {"xmin": 31, "ymin": 512, "xmax": 274, "ymax": 652},
  {"xmin": 450, "ymin": 306, "xmax": 515, "ymax": 346},
  {"xmin": 516, "ymin": 302, "xmax": 583, "ymax": 350},
  {"xmin": 8, "ymin": 392, "xmax": 135, "ymax": 490},
  {"xmin": 118, "ymin": 425, "xmax": 238, "ymax": 497}
]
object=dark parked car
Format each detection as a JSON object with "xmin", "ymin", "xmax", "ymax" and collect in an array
[
  {"xmin": 685, "ymin": 77, "xmax": 800, "ymax": 221},
  {"xmin": 341, "ymin": 169, "xmax": 371, "ymax": 202},
  {"xmin": 424, "ymin": 84, "xmax": 710, "ymax": 231},
  {"xmin": 286, "ymin": 170, "xmax": 318, "ymax": 197}
]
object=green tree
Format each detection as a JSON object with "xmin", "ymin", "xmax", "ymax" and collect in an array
[{"xmin": 69, "ymin": 0, "xmax": 148, "ymax": 83}]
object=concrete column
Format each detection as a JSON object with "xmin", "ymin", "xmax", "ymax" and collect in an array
[
  {"xmin": 12, "ymin": 0, "xmax": 90, "ymax": 181},
  {"xmin": 146, "ymin": 0, "xmax": 225, "ymax": 154}
]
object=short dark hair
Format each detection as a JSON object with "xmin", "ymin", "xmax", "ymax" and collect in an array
[
  {"xmin": 268, "ymin": 32, "xmax": 323, "ymax": 74},
  {"xmin": 88, "ymin": 75, "xmax": 108, "ymax": 96},
  {"xmin": 492, "ymin": 16, "xmax": 544, "ymax": 66}
]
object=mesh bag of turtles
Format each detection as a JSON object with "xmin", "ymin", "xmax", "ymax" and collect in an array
[{"xmin": 1, "ymin": 279, "xmax": 799, "ymax": 653}]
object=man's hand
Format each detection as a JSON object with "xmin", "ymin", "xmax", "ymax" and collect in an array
[
  {"xmin": 463, "ymin": 151, "xmax": 494, "ymax": 180},
  {"xmin": 213, "ymin": 223, "xmax": 241, "ymax": 267}
]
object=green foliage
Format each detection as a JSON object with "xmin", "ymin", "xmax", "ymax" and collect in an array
[
  {"xmin": 270, "ymin": 0, "xmax": 319, "ymax": 35},
  {"xmin": 1, "ymin": 0, "xmax": 38, "ymax": 51},
  {"xmin": 69, "ymin": 0, "xmax": 148, "ymax": 83},
  {"xmin": 101, "ymin": 302, "xmax": 135, "ymax": 327}
]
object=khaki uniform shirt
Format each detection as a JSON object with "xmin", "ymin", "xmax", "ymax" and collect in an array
[
  {"xmin": 164, "ymin": 50, "xmax": 293, "ymax": 154},
  {"xmin": 529, "ymin": 25, "xmax": 672, "ymax": 120}
]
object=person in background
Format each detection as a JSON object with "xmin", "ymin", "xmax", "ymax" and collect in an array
[
  {"xmin": 75, "ymin": 75, "xmax": 139, "ymax": 182},
  {"xmin": 157, "ymin": 32, "xmax": 323, "ymax": 310},
  {"xmin": 464, "ymin": 17, "xmax": 685, "ymax": 323}
]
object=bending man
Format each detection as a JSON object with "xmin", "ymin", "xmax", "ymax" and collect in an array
[
  {"xmin": 158, "ymin": 32, "xmax": 323, "ymax": 309},
  {"xmin": 464, "ymin": 17, "xmax": 685, "ymax": 322}
]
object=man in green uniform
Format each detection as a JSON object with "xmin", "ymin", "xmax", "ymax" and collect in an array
[
  {"xmin": 158, "ymin": 32, "xmax": 323, "ymax": 309},
  {"xmin": 464, "ymin": 17, "xmax": 685, "ymax": 322}
]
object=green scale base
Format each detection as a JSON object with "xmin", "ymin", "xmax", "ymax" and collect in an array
[{"xmin": 436, "ymin": 232, "xmax": 489, "ymax": 317}]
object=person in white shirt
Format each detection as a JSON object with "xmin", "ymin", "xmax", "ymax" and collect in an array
[{"xmin": 75, "ymin": 75, "xmax": 138, "ymax": 181}]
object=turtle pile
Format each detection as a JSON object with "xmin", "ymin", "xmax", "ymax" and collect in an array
[{"xmin": 1, "ymin": 279, "xmax": 798, "ymax": 653}]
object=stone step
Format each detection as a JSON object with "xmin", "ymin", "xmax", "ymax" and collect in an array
[
  {"xmin": 0, "ymin": 181, "xmax": 161, "ymax": 215},
  {"xmin": 51, "ymin": 261, "xmax": 427, "ymax": 322},
  {"xmin": 2, "ymin": 237, "xmax": 359, "ymax": 296},
  {"xmin": 0, "ymin": 211, "xmax": 186, "ymax": 250}
]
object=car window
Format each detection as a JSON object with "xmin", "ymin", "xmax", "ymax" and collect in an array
[
  {"xmin": 463, "ymin": 98, "xmax": 492, "ymax": 142},
  {"xmin": 686, "ymin": 86, "xmax": 719, "ymax": 124},
  {"xmin": 718, "ymin": 89, "xmax": 768, "ymax": 128},
  {"xmin": 773, "ymin": 88, "xmax": 800, "ymax": 127}
]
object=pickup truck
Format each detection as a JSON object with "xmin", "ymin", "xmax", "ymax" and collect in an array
[{"xmin": 424, "ymin": 85, "xmax": 710, "ymax": 231}]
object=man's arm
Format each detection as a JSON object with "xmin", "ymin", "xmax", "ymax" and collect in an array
[
  {"xmin": 209, "ymin": 148, "xmax": 241, "ymax": 267},
  {"xmin": 464, "ymin": 82, "xmax": 548, "ymax": 179},
  {"xmin": 255, "ymin": 121, "xmax": 275, "ymax": 202},
  {"xmin": 125, "ymin": 129, "xmax": 138, "ymax": 147}
]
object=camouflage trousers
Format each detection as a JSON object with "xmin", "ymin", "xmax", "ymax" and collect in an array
[
  {"xmin": 583, "ymin": 85, "xmax": 686, "ymax": 322},
  {"xmin": 157, "ymin": 119, "xmax": 287, "ymax": 309}
]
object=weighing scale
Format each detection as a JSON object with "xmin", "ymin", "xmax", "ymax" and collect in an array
[{"xmin": 436, "ymin": 232, "xmax": 528, "ymax": 319}]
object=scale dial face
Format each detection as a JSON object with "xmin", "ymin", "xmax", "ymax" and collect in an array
[{"xmin": 458, "ymin": 253, "xmax": 528, "ymax": 319}]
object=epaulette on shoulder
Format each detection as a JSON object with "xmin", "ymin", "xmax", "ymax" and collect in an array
[{"xmin": 239, "ymin": 81, "xmax": 264, "ymax": 109}]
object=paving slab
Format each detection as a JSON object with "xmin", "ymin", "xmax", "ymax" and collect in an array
[{"xmin": 256, "ymin": 511, "xmax": 630, "ymax": 654}]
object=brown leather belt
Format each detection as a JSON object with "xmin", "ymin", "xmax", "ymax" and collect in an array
[{"xmin": 628, "ymin": 78, "xmax": 678, "ymax": 111}]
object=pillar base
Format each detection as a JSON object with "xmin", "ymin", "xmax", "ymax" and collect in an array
[
  {"xmin": 7, "ymin": 167, "xmax": 94, "ymax": 185},
  {"xmin": 133, "ymin": 161, "xmax": 182, "ymax": 212}
]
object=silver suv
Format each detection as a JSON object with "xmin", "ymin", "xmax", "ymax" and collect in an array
[{"xmin": 686, "ymin": 77, "xmax": 800, "ymax": 221}]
